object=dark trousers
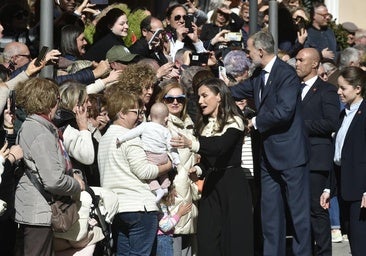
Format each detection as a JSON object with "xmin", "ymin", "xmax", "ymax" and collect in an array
[
  {"xmin": 15, "ymin": 224, "xmax": 53, "ymax": 256},
  {"xmin": 342, "ymin": 200, "xmax": 366, "ymax": 256},
  {"xmin": 310, "ymin": 171, "xmax": 331, "ymax": 256},
  {"xmin": 197, "ymin": 167, "xmax": 253, "ymax": 256},
  {"xmin": 261, "ymin": 160, "xmax": 311, "ymax": 256}
]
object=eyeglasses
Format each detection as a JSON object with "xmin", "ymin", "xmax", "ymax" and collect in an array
[
  {"xmin": 315, "ymin": 12, "xmax": 330, "ymax": 19},
  {"xmin": 128, "ymin": 109, "xmax": 144, "ymax": 116},
  {"xmin": 17, "ymin": 54, "xmax": 31, "ymax": 59},
  {"xmin": 319, "ymin": 72, "xmax": 328, "ymax": 78},
  {"xmin": 164, "ymin": 95, "xmax": 186, "ymax": 104},
  {"xmin": 174, "ymin": 15, "xmax": 187, "ymax": 21}
]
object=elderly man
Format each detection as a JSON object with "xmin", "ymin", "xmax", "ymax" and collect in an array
[{"xmin": 2, "ymin": 42, "xmax": 31, "ymax": 73}]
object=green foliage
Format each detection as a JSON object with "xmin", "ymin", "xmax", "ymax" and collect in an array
[
  {"xmin": 84, "ymin": 23, "xmax": 95, "ymax": 45},
  {"xmin": 329, "ymin": 19, "xmax": 349, "ymax": 50},
  {"xmin": 82, "ymin": 4, "xmax": 149, "ymax": 47},
  {"xmin": 125, "ymin": 9, "xmax": 150, "ymax": 47}
]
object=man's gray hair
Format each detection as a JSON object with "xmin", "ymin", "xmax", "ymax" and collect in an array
[
  {"xmin": 251, "ymin": 31, "xmax": 275, "ymax": 54},
  {"xmin": 339, "ymin": 47, "xmax": 360, "ymax": 68}
]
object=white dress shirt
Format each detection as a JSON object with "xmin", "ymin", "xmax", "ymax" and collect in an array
[
  {"xmin": 334, "ymin": 99, "xmax": 363, "ymax": 165},
  {"xmin": 301, "ymin": 75, "xmax": 318, "ymax": 100}
]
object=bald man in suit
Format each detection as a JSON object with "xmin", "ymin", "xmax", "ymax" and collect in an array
[{"xmin": 295, "ymin": 47, "xmax": 340, "ymax": 255}]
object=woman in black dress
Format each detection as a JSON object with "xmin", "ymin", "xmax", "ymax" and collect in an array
[{"xmin": 173, "ymin": 78, "xmax": 253, "ymax": 255}]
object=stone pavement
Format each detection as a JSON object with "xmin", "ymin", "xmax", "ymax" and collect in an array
[{"xmin": 332, "ymin": 240, "xmax": 351, "ymax": 256}]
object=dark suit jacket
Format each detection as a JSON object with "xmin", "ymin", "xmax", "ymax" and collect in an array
[
  {"xmin": 338, "ymin": 100, "xmax": 366, "ymax": 201},
  {"xmin": 129, "ymin": 38, "xmax": 168, "ymax": 66},
  {"xmin": 230, "ymin": 57, "xmax": 309, "ymax": 170},
  {"xmin": 84, "ymin": 32, "xmax": 125, "ymax": 62},
  {"xmin": 301, "ymin": 77, "xmax": 339, "ymax": 171}
]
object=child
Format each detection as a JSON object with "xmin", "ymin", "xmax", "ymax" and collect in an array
[
  {"xmin": 155, "ymin": 185, "xmax": 192, "ymax": 256},
  {"xmin": 116, "ymin": 102, "xmax": 180, "ymax": 202}
]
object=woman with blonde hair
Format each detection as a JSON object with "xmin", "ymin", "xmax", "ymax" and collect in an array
[{"xmin": 156, "ymin": 81, "xmax": 200, "ymax": 255}]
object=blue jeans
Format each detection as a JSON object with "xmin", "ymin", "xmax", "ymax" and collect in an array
[
  {"xmin": 114, "ymin": 211, "xmax": 158, "ymax": 256},
  {"xmin": 156, "ymin": 235, "xmax": 174, "ymax": 256},
  {"xmin": 329, "ymin": 196, "xmax": 341, "ymax": 229}
]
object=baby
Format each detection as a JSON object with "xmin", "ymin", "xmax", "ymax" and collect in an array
[{"xmin": 116, "ymin": 102, "xmax": 180, "ymax": 202}]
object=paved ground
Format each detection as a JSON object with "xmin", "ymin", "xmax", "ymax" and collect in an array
[
  {"xmin": 333, "ymin": 240, "xmax": 351, "ymax": 256},
  {"xmin": 285, "ymin": 238, "xmax": 351, "ymax": 255}
]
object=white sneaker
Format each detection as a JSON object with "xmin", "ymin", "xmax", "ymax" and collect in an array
[
  {"xmin": 331, "ymin": 229, "xmax": 343, "ymax": 243},
  {"xmin": 342, "ymin": 234, "xmax": 349, "ymax": 242}
]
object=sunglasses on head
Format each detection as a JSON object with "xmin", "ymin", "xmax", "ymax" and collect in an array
[
  {"xmin": 164, "ymin": 95, "xmax": 186, "ymax": 104},
  {"xmin": 174, "ymin": 15, "xmax": 187, "ymax": 21}
]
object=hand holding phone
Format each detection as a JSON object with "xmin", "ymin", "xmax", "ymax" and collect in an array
[{"xmin": 35, "ymin": 46, "xmax": 49, "ymax": 67}]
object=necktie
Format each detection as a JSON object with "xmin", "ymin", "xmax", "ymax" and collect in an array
[
  {"xmin": 259, "ymin": 70, "xmax": 266, "ymax": 101},
  {"xmin": 301, "ymin": 82, "xmax": 307, "ymax": 100}
]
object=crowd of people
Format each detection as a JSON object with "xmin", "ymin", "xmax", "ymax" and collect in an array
[{"xmin": 0, "ymin": 0, "xmax": 366, "ymax": 256}]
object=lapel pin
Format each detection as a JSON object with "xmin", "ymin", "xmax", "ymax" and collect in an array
[{"xmin": 358, "ymin": 110, "xmax": 362, "ymax": 115}]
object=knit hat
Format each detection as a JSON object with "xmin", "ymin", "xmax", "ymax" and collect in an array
[
  {"xmin": 342, "ymin": 22, "xmax": 358, "ymax": 33},
  {"xmin": 106, "ymin": 46, "xmax": 139, "ymax": 63}
]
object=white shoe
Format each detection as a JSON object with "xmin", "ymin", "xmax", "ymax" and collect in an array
[
  {"xmin": 331, "ymin": 229, "xmax": 343, "ymax": 243},
  {"xmin": 342, "ymin": 234, "xmax": 348, "ymax": 242}
]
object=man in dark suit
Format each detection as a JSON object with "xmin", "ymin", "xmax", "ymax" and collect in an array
[
  {"xmin": 230, "ymin": 31, "xmax": 311, "ymax": 256},
  {"xmin": 129, "ymin": 16, "xmax": 168, "ymax": 66},
  {"xmin": 295, "ymin": 47, "xmax": 340, "ymax": 255}
]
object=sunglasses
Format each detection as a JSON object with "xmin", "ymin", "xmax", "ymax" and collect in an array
[
  {"xmin": 164, "ymin": 95, "xmax": 186, "ymax": 104},
  {"xmin": 174, "ymin": 15, "xmax": 187, "ymax": 21}
]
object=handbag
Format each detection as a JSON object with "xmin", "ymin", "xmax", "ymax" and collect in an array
[
  {"xmin": 50, "ymin": 196, "xmax": 80, "ymax": 233},
  {"xmin": 25, "ymin": 168, "xmax": 79, "ymax": 232}
]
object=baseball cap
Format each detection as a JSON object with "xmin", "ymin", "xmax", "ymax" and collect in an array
[{"xmin": 106, "ymin": 45, "xmax": 139, "ymax": 63}]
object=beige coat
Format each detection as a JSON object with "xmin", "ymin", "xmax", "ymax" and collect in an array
[{"xmin": 167, "ymin": 114, "xmax": 200, "ymax": 234}]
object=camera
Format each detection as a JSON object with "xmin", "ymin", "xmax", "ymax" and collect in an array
[{"xmin": 190, "ymin": 52, "xmax": 210, "ymax": 66}]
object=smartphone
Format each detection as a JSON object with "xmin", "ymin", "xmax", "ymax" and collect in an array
[
  {"xmin": 77, "ymin": 91, "xmax": 84, "ymax": 107},
  {"xmin": 148, "ymin": 28, "xmax": 163, "ymax": 47},
  {"xmin": 190, "ymin": 52, "xmax": 210, "ymax": 66},
  {"xmin": 219, "ymin": 66, "xmax": 227, "ymax": 80},
  {"xmin": 9, "ymin": 90, "xmax": 16, "ymax": 114},
  {"xmin": 35, "ymin": 46, "xmax": 49, "ymax": 67},
  {"xmin": 225, "ymin": 32, "xmax": 242, "ymax": 41},
  {"xmin": 297, "ymin": 17, "xmax": 306, "ymax": 31},
  {"xmin": 184, "ymin": 15, "xmax": 194, "ymax": 34},
  {"xmin": 90, "ymin": 0, "xmax": 108, "ymax": 4},
  {"xmin": 0, "ymin": 130, "xmax": 6, "ymax": 149},
  {"xmin": 96, "ymin": 96, "xmax": 102, "ymax": 113}
]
